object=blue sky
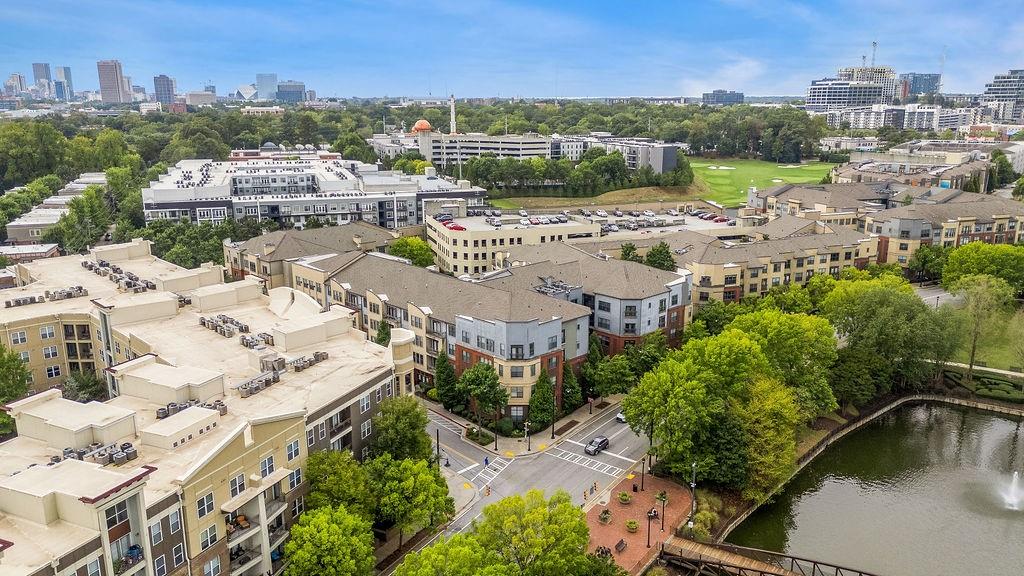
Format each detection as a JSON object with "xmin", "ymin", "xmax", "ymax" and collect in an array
[{"xmin": 2, "ymin": 0, "xmax": 1021, "ymax": 97}]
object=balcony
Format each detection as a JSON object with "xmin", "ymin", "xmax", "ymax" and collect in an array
[
  {"xmin": 266, "ymin": 498, "xmax": 287, "ymax": 522},
  {"xmin": 230, "ymin": 548, "xmax": 264, "ymax": 576},
  {"xmin": 226, "ymin": 514, "xmax": 261, "ymax": 544},
  {"xmin": 113, "ymin": 546, "xmax": 144, "ymax": 575},
  {"xmin": 329, "ymin": 419, "xmax": 352, "ymax": 439},
  {"xmin": 268, "ymin": 524, "xmax": 289, "ymax": 549}
]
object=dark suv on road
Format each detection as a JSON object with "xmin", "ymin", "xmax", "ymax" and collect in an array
[{"xmin": 584, "ymin": 436, "xmax": 610, "ymax": 455}]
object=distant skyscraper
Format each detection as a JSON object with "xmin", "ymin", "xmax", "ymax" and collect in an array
[
  {"xmin": 276, "ymin": 80, "xmax": 305, "ymax": 103},
  {"xmin": 54, "ymin": 66, "xmax": 74, "ymax": 100},
  {"xmin": 898, "ymin": 73, "xmax": 941, "ymax": 98},
  {"xmin": 32, "ymin": 63, "xmax": 51, "ymax": 84},
  {"xmin": 4, "ymin": 73, "xmax": 28, "ymax": 95},
  {"xmin": 256, "ymin": 73, "xmax": 277, "ymax": 100},
  {"xmin": 837, "ymin": 66, "xmax": 898, "ymax": 103},
  {"xmin": 204, "ymin": 84, "xmax": 216, "ymax": 94},
  {"xmin": 154, "ymin": 74, "xmax": 175, "ymax": 105},
  {"xmin": 702, "ymin": 89, "xmax": 744, "ymax": 106},
  {"xmin": 981, "ymin": 69, "xmax": 1024, "ymax": 122},
  {"xmin": 53, "ymin": 80, "xmax": 68, "ymax": 101},
  {"xmin": 97, "ymin": 59, "xmax": 130, "ymax": 103}
]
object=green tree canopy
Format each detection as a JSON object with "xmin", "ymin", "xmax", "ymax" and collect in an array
[
  {"xmin": 0, "ymin": 343, "xmax": 30, "ymax": 434},
  {"xmin": 284, "ymin": 505, "xmax": 375, "ymax": 576},
  {"xmin": 527, "ymin": 368, "xmax": 556, "ymax": 432},
  {"xmin": 619, "ymin": 242, "xmax": 642, "ymax": 263},
  {"xmin": 305, "ymin": 450, "xmax": 375, "ymax": 519},
  {"xmin": 434, "ymin": 352, "xmax": 466, "ymax": 410},
  {"xmin": 394, "ymin": 534, "xmax": 512, "ymax": 576},
  {"xmin": 953, "ymin": 274, "xmax": 1014, "ymax": 383},
  {"xmin": 459, "ymin": 362, "xmax": 508, "ymax": 428},
  {"xmin": 371, "ymin": 396, "xmax": 433, "ymax": 461},
  {"xmin": 375, "ymin": 320, "xmax": 392, "ymax": 346},
  {"xmin": 644, "ymin": 241, "xmax": 676, "ymax": 271},
  {"xmin": 734, "ymin": 378, "xmax": 800, "ymax": 503},
  {"xmin": 389, "ymin": 237, "xmax": 435, "ymax": 267},
  {"xmin": 367, "ymin": 454, "xmax": 454, "ymax": 547},
  {"xmin": 591, "ymin": 354, "xmax": 636, "ymax": 397},
  {"xmin": 943, "ymin": 242, "xmax": 1024, "ymax": 295},
  {"xmin": 561, "ymin": 364, "xmax": 582, "ymax": 413}
]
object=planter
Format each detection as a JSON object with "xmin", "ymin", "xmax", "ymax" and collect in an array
[
  {"xmin": 625, "ymin": 520, "xmax": 639, "ymax": 533},
  {"xmin": 598, "ymin": 509, "xmax": 612, "ymax": 524},
  {"xmin": 617, "ymin": 491, "xmax": 632, "ymax": 505}
]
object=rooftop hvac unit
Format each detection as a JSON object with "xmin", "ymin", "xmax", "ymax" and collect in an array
[
  {"xmin": 124, "ymin": 446, "xmax": 138, "ymax": 460},
  {"xmin": 112, "ymin": 452, "xmax": 127, "ymax": 465},
  {"xmin": 50, "ymin": 455, "xmax": 62, "ymax": 464},
  {"xmin": 240, "ymin": 385, "xmax": 252, "ymax": 398},
  {"xmin": 4, "ymin": 301, "xmax": 10, "ymax": 308},
  {"xmin": 167, "ymin": 402, "xmax": 180, "ymax": 415},
  {"xmin": 156, "ymin": 407, "xmax": 168, "ymax": 419}
]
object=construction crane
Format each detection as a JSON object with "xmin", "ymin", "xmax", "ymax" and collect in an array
[
  {"xmin": 871, "ymin": 41, "xmax": 877, "ymax": 66},
  {"xmin": 938, "ymin": 45, "xmax": 947, "ymax": 93}
]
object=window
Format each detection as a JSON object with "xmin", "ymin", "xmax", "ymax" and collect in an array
[
  {"xmin": 597, "ymin": 317, "xmax": 611, "ymax": 330},
  {"xmin": 200, "ymin": 525, "xmax": 217, "ymax": 550},
  {"xmin": 509, "ymin": 345, "xmax": 524, "ymax": 360},
  {"xmin": 155, "ymin": 555, "xmax": 167, "ymax": 576},
  {"xmin": 624, "ymin": 305, "xmax": 637, "ymax": 318},
  {"xmin": 150, "ymin": 520, "xmax": 163, "ymax": 545},
  {"xmin": 105, "ymin": 501, "xmax": 128, "ymax": 529},
  {"xmin": 197, "ymin": 492, "xmax": 214, "ymax": 518},
  {"xmin": 547, "ymin": 335, "xmax": 557, "ymax": 351},
  {"xmin": 360, "ymin": 419, "xmax": 372, "ymax": 439},
  {"xmin": 11, "ymin": 331, "xmax": 26, "ymax": 345},
  {"xmin": 375, "ymin": 387, "xmax": 382, "ymax": 403},
  {"xmin": 173, "ymin": 544, "xmax": 185, "ymax": 567},
  {"xmin": 510, "ymin": 386, "xmax": 523, "ymax": 398},
  {"xmin": 317, "ymin": 421, "xmax": 326, "ymax": 440},
  {"xmin": 203, "ymin": 557, "xmax": 221, "ymax": 576},
  {"xmin": 510, "ymin": 366, "xmax": 524, "ymax": 378},
  {"xmin": 597, "ymin": 301, "xmax": 611, "ymax": 312},
  {"xmin": 307, "ymin": 428, "xmax": 316, "ymax": 447},
  {"xmin": 87, "ymin": 559, "xmax": 101, "ymax": 576},
  {"xmin": 289, "ymin": 468, "xmax": 302, "ymax": 490},
  {"xmin": 291, "ymin": 496, "xmax": 305, "ymax": 517},
  {"xmin": 898, "ymin": 243, "xmax": 909, "ymax": 251},
  {"xmin": 19, "ymin": 351, "xmax": 29, "ymax": 363},
  {"xmin": 43, "ymin": 345, "xmax": 57, "ymax": 359},
  {"xmin": 40, "ymin": 326, "xmax": 54, "ymax": 339},
  {"xmin": 260, "ymin": 455, "xmax": 275, "ymax": 478},
  {"xmin": 169, "ymin": 509, "xmax": 181, "ymax": 533},
  {"xmin": 229, "ymin": 474, "xmax": 245, "ymax": 497},
  {"xmin": 287, "ymin": 439, "xmax": 300, "ymax": 461},
  {"xmin": 359, "ymin": 394, "xmax": 371, "ymax": 413}
]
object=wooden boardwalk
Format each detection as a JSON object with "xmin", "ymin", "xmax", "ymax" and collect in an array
[{"xmin": 662, "ymin": 539, "xmax": 798, "ymax": 576}]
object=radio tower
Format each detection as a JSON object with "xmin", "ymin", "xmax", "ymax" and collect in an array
[
  {"xmin": 449, "ymin": 94, "xmax": 457, "ymax": 135},
  {"xmin": 871, "ymin": 41, "xmax": 877, "ymax": 66}
]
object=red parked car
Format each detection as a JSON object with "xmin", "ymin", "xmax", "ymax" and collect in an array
[{"xmin": 713, "ymin": 216, "xmax": 729, "ymax": 223}]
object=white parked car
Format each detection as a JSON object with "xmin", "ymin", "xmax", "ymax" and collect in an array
[
  {"xmin": 519, "ymin": 209, "xmax": 529, "ymax": 217},
  {"xmin": 519, "ymin": 218, "xmax": 530, "ymax": 226},
  {"xmin": 608, "ymin": 224, "xmax": 619, "ymax": 232},
  {"xmin": 595, "ymin": 209, "xmax": 608, "ymax": 217},
  {"xmin": 667, "ymin": 209, "xmax": 679, "ymax": 216},
  {"xmin": 643, "ymin": 210, "xmax": 656, "ymax": 217},
  {"xmin": 539, "ymin": 217, "xmax": 551, "ymax": 224}
]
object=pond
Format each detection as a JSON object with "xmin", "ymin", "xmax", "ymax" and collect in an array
[{"xmin": 726, "ymin": 403, "xmax": 1024, "ymax": 576}]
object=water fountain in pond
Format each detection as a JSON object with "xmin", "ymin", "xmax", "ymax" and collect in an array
[{"xmin": 1005, "ymin": 471, "xmax": 1022, "ymax": 510}]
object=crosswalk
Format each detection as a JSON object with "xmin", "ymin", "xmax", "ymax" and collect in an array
[
  {"xmin": 544, "ymin": 447, "xmax": 624, "ymax": 477},
  {"xmin": 470, "ymin": 456, "xmax": 511, "ymax": 488},
  {"xmin": 428, "ymin": 412, "xmax": 465, "ymax": 435}
]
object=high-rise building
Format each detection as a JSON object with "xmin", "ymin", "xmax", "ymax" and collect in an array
[
  {"xmin": 96, "ymin": 59, "xmax": 130, "ymax": 103},
  {"xmin": 702, "ymin": 89, "xmax": 744, "ymax": 106},
  {"xmin": 53, "ymin": 80, "xmax": 68, "ymax": 101},
  {"xmin": 4, "ymin": 73, "xmax": 27, "ymax": 95},
  {"xmin": 153, "ymin": 74, "xmax": 175, "ymax": 104},
  {"xmin": 898, "ymin": 72, "xmax": 941, "ymax": 98},
  {"xmin": 837, "ymin": 66, "xmax": 898, "ymax": 103},
  {"xmin": 54, "ymin": 66, "xmax": 74, "ymax": 100},
  {"xmin": 981, "ymin": 69, "xmax": 1024, "ymax": 122},
  {"xmin": 32, "ymin": 63, "xmax": 51, "ymax": 84},
  {"xmin": 276, "ymin": 80, "xmax": 306, "ymax": 103},
  {"xmin": 204, "ymin": 84, "xmax": 216, "ymax": 94},
  {"xmin": 256, "ymin": 73, "xmax": 278, "ymax": 100},
  {"xmin": 805, "ymin": 79, "xmax": 885, "ymax": 112}
]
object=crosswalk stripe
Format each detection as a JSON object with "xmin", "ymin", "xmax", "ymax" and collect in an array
[{"xmin": 544, "ymin": 448, "xmax": 624, "ymax": 477}]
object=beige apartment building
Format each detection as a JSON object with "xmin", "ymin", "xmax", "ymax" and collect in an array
[
  {"xmin": 0, "ymin": 240, "xmax": 414, "ymax": 576},
  {"xmin": 746, "ymin": 182, "xmax": 895, "ymax": 228}
]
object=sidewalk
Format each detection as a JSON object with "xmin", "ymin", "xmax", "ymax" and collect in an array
[{"xmin": 421, "ymin": 395, "xmax": 624, "ymax": 457}]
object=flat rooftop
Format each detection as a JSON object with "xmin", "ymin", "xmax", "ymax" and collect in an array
[
  {"xmin": 440, "ymin": 215, "xmax": 598, "ymax": 232},
  {"xmin": 7, "ymin": 208, "xmax": 67, "ymax": 226}
]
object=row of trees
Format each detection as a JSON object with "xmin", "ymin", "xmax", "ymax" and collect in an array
[
  {"xmin": 285, "ymin": 396, "xmax": 454, "ymax": 576},
  {"xmin": 0, "ymin": 173, "xmax": 62, "ymax": 241},
  {"xmin": 620, "ymin": 241, "xmax": 676, "ymax": 271}
]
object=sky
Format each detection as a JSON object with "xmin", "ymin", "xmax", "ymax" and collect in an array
[{"xmin": 2, "ymin": 0, "xmax": 1022, "ymax": 98}]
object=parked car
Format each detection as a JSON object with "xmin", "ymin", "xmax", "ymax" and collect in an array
[
  {"xmin": 616, "ymin": 412, "xmax": 627, "ymax": 423},
  {"xmin": 595, "ymin": 209, "xmax": 608, "ymax": 217},
  {"xmin": 727, "ymin": 220, "xmax": 737, "ymax": 226},
  {"xmin": 483, "ymin": 209, "xmax": 493, "ymax": 217},
  {"xmin": 529, "ymin": 217, "xmax": 541, "ymax": 225},
  {"xmin": 447, "ymin": 224, "xmax": 466, "ymax": 231},
  {"xmin": 561, "ymin": 210, "xmax": 571, "ymax": 216},
  {"xmin": 435, "ymin": 214, "xmax": 453, "ymax": 222},
  {"xmin": 643, "ymin": 210, "xmax": 656, "ymax": 217},
  {"xmin": 608, "ymin": 224, "xmax": 620, "ymax": 232},
  {"xmin": 629, "ymin": 210, "xmax": 641, "ymax": 217},
  {"xmin": 539, "ymin": 217, "xmax": 551, "ymax": 224},
  {"xmin": 701, "ymin": 213, "xmax": 718, "ymax": 220},
  {"xmin": 582, "ymin": 209, "xmax": 593, "ymax": 217},
  {"xmin": 557, "ymin": 215, "xmax": 568, "ymax": 223},
  {"xmin": 584, "ymin": 436, "xmax": 610, "ymax": 455},
  {"xmin": 519, "ymin": 209, "xmax": 529, "ymax": 217},
  {"xmin": 667, "ymin": 209, "xmax": 680, "ymax": 216},
  {"xmin": 519, "ymin": 218, "xmax": 531, "ymax": 226},
  {"xmin": 713, "ymin": 216, "xmax": 729, "ymax": 223},
  {"xmin": 613, "ymin": 209, "xmax": 624, "ymax": 217}
]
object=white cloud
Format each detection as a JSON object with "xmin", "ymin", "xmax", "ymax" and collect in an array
[{"xmin": 678, "ymin": 57, "xmax": 765, "ymax": 97}]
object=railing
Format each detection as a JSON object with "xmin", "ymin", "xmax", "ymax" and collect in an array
[
  {"xmin": 703, "ymin": 542, "xmax": 882, "ymax": 576},
  {"xmin": 660, "ymin": 543, "xmax": 787, "ymax": 576},
  {"xmin": 329, "ymin": 419, "xmax": 351, "ymax": 437}
]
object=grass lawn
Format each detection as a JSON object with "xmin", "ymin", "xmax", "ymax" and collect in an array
[
  {"xmin": 954, "ymin": 306, "xmax": 1022, "ymax": 371},
  {"xmin": 690, "ymin": 159, "xmax": 836, "ymax": 207},
  {"xmin": 489, "ymin": 186, "xmax": 697, "ymax": 210}
]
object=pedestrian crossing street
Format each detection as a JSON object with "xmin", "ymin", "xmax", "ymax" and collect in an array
[
  {"xmin": 544, "ymin": 447, "xmax": 624, "ymax": 477},
  {"xmin": 470, "ymin": 456, "xmax": 511, "ymax": 488}
]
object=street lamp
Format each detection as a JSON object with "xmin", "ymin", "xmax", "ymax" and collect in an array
[
  {"xmin": 640, "ymin": 458, "xmax": 646, "ymax": 491},
  {"xmin": 589, "ymin": 398, "xmax": 593, "ymax": 415},
  {"xmin": 658, "ymin": 490, "xmax": 667, "ymax": 532},
  {"xmin": 550, "ymin": 386, "xmax": 557, "ymax": 440},
  {"xmin": 646, "ymin": 509, "xmax": 656, "ymax": 548},
  {"xmin": 690, "ymin": 462, "xmax": 698, "ymax": 519},
  {"xmin": 525, "ymin": 420, "xmax": 531, "ymax": 452}
]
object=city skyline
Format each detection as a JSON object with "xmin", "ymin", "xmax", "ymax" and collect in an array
[{"xmin": 2, "ymin": 0, "xmax": 1021, "ymax": 98}]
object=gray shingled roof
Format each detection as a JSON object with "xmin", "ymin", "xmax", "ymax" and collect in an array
[
  {"xmin": 756, "ymin": 182, "xmax": 892, "ymax": 210},
  {"xmin": 236, "ymin": 221, "xmax": 395, "ymax": 262},
  {"xmin": 868, "ymin": 195, "xmax": 1024, "ymax": 224},
  {"xmin": 330, "ymin": 253, "xmax": 591, "ymax": 324}
]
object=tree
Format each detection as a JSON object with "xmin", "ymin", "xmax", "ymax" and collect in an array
[
  {"xmin": 0, "ymin": 343, "xmax": 30, "ymax": 434},
  {"xmin": 460, "ymin": 363, "xmax": 508, "ymax": 430},
  {"xmin": 394, "ymin": 534, "xmax": 511, "ymax": 576},
  {"xmin": 0, "ymin": 254, "xmax": 10, "ymax": 267},
  {"xmin": 527, "ymin": 368, "xmax": 555, "ymax": 431},
  {"xmin": 734, "ymin": 378, "xmax": 800, "ymax": 503},
  {"xmin": 758, "ymin": 284, "xmax": 812, "ymax": 314},
  {"xmin": 907, "ymin": 244, "xmax": 949, "ymax": 283},
  {"xmin": 1013, "ymin": 177, "xmax": 1024, "ymax": 201},
  {"xmin": 952, "ymin": 275, "xmax": 1014, "ymax": 384},
  {"xmin": 625, "ymin": 330, "xmax": 669, "ymax": 378},
  {"xmin": 305, "ymin": 450, "xmax": 375, "ymax": 519},
  {"xmin": 726, "ymin": 309, "xmax": 838, "ymax": 421},
  {"xmin": 434, "ymin": 352, "xmax": 466, "ymax": 410},
  {"xmin": 375, "ymin": 320, "xmax": 392, "ymax": 346},
  {"xmin": 561, "ymin": 363, "xmax": 582, "ymax": 413},
  {"xmin": 829, "ymin": 347, "xmax": 882, "ymax": 410},
  {"xmin": 943, "ymin": 242, "xmax": 1024, "ymax": 295},
  {"xmin": 472, "ymin": 490, "xmax": 589, "ymax": 576},
  {"xmin": 1008, "ymin": 310, "xmax": 1024, "ymax": 377},
  {"xmin": 591, "ymin": 354, "xmax": 635, "ymax": 397},
  {"xmin": 644, "ymin": 241, "xmax": 676, "ymax": 271},
  {"xmin": 62, "ymin": 369, "xmax": 107, "ymax": 402},
  {"xmin": 371, "ymin": 396, "xmax": 433, "ymax": 461},
  {"xmin": 619, "ymin": 242, "xmax": 643, "ymax": 263},
  {"xmin": 284, "ymin": 505, "xmax": 375, "ymax": 576},
  {"xmin": 389, "ymin": 237, "xmax": 435, "ymax": 267},
  {"xmin": 368, "ymin": 455, "xmax": 454, "ymax": 548}
]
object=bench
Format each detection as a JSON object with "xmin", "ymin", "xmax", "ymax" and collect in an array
[{"xmin": 615, "ymin": 539, "xmax": 628, "ymax": 553}]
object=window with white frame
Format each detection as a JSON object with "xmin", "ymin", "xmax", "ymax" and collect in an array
[
  {"xmin": 359, "ymin": 394, "xmax": 370, "ymax": 413},
  {"xmin": 43, "ymin": 345, "xmax": 57, "ymax": 359},
  {"xmin": 317, "ymin": 421, "xmax": 326, "ymax": 440},
  {"xmin": 40, "ymin": 325, "xmax": 54, "ymax": 339},
  {"xmin": 203, "ymin": 557, "xmax": 221, "ymax": 576},
  {"xmin": 360, "ymin": 419, "xmax": 372, "ymax": 439},
  {"xmin": 287, "ymin": 439, "xmax": 299, "ymax": 461},
  {"xmin": 86, "ymin": 559, "xmax": 101, "ymax": 576},
  {"xmin": 105, "ymin": 501, "xmax": 128, "ymax": 529},
  {"xmin": 154, "ymin": 555, "xmax": 167, "ymax": 576},
  {"xmin": 375, "ymin": 387, "xmax": 382, "ymax": 402},
  {"xmin": 291, "ymin": 496, "xmax": 304, "ymax": 517},
  {"xmin": 289, "ymin": 468, "xmax": 302, "ymax": 490},
  {"xmin": 11, "ymin": 331, "xmax": 26, "ymax": 345},
  {"xmin": 199, "ymin": 525, "xmax": 217, "ymax": 550},
  {"xmin": 229, "ymin": 474, "xmax": 245, "ymax": 497},
  {"xmin": 150, "ymin": 520, "xmax": 163, "ymax": 545},
  {"xmin": 172, "ymin": 544, "xmax": 185, "ymax": 566},
  {"xmin": 18, "ymin": 351, "xmax": 29, "ymax": 363},
  {"xmin": 169, "ymin": 509, "xmax": 181, "ymax": 533},
  {"xmin": 196, "ymin": 492, "xmax": 214, "ymax": 518},
  {"xmin": 260, "ymin": 455, "xmax": 275, "ymax": 477},
  {"xmin": 307, "ymin": 428, "xmax": 315, "ymax": 447},
  {"xmin": 46, "ymin": 365, "xmax": 61, "ymax": 378},
  {"xmin": 385, "ymin": 380, "xmax": 393, "ymax": 397}
]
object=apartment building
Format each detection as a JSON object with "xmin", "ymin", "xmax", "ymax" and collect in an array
[
  {"xmin": 142, "ymin": 159, "xmax": 485, "ymax": 230},
  {"xmin": 222, "ymin": 221, "xmax": 396, "ymax": 288},
  {"xmin": 981, "ymin": 69, "xmax": 1024, "ymax": 122},
  {"xmin": 0, "ymin": 244, "xmax": 60, "ymax": 264},
  {"xmin": 747, "ymin": 182, "xmax": 896, "ymax": 227},
  {"xmin": 563, "ymin": 222, "xmax": 876, "ymax": 309},
  {"xmin": 426, "ymin": 214, "xmax": 601, "ymax": 276},
  {"xmin": 0, "ymin": 241, "xmax": 413, "ymax": 576},
  {"xmin": 805, "ymin": 79, "xmax": 885, "ymax": 113},
  {"xmin": 861, "ymin": 193, "xmax": 1024, "ymax": 265},
  {"xmin": 287, "ymin": 252, "xmax": 593, "ymax": 422},
  {"xmin": 837, "ymin": 66, "xmax": 899, "ymax": 103},
  {"xmin": 489, "ymin": 242, "xmax": 692, "ymax": 354},
  {"xmin": 414, "ymin": 130, "xmax": 552, "ymax": 166}
]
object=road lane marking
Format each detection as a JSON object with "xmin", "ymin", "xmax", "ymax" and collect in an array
[
  {"xmin": 428, "ymin": 412, "xmax": 465, "ymax": 435},
  {"xmin": 470, "ymin": 456, "xmax": 511, "ymax": 487},
  {"xmin": 457, "ymin": 463, "xmax": 480, "ymax": 474},
  {"xmin": 606, "ymin": 425, "xmax": 634, "ymax": 441},
  {"xmin": 570, "ymin": 409, "xmax": 621, "ymax": 442},
  {"xmin": 544, "ymin": 447, "xmax": 624, "ymax": 477},
  {"xmin": 597, "ymin": 449, "xmax": 640, "ymax": 464}
]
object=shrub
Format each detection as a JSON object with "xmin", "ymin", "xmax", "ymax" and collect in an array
[
  {"xmin": 618, "ymin": 491, "xmax": 632, "ymax": 504},
  {"xmin": 696, "ymin": 490, "xmax": 722, "ymax": 514},
  {"xmin": 467, "ymin": 428, "xmax": 495, "ymax": 445},
  {"xmin": 493, "ymin": 417, "xmax": 515, "ymax": 437},
  {"xmin": 625, "ymin": 519, "xmax": 639, "ymax": 533},
  {"xmin": 691, "ymin": 523, "xmax": 711, "ymax": 541},
  {"xmin": 693, "ymin": 510, "xmax": 718, "ymax": 534},
  {"xmin": 599, "ymin": 509, "xmax": 612, "ymax": 524},
  {"xmin": 426, "ymin": 388, "xmax": 439, "ymax": 401}
]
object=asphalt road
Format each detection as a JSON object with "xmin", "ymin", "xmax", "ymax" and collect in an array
[
  {"xmin": 425, "ymin": 404, "xmax": 650, "ymax": 539},
  {"xmin": 914, "ymin": 283, "xmax": 961, "ymax": 308}
]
